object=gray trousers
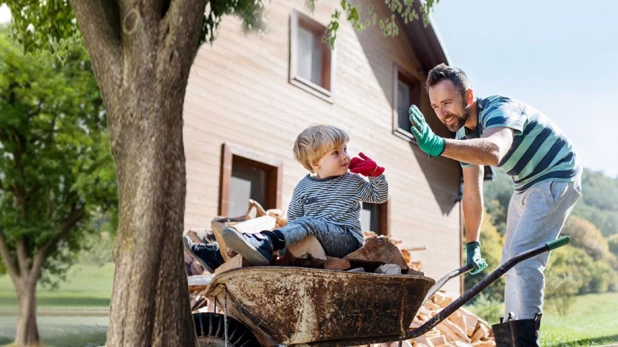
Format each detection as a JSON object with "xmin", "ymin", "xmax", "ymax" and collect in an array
[
  {"xmin": 502, "ymin": 178, "xmax": 582, "ymax": 319},
  {"xmin": 279, "ymin": 217, "xmax": 362, "ymax": 258}
]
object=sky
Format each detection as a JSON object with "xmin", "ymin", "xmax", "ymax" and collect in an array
[
  {"xmin": 1, "ymin": 2, "xmax": 616, "ymax": 177},
  {"xmin": 431, "ymin": 0, "xmax": 618, "ymax": 178},
  {"xmin": 0, "ymin": 5, "xmax": 8, "ymax": 24}
]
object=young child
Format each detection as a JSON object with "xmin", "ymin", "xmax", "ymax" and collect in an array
[
  {"xmin": 222, "ymin": 124, "xmax": 389, "ymax": 266},
  {"xmin": 184, "ymin": 124, "xmax": 388, "ymax": 270}
]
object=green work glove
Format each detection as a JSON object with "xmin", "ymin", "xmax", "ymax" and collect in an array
[
  {"xmin": 466, "ymin": 241, "xmax": 488, "ymax": 275},
  {"xmin": 409, "ymin": 105, "xmax": 445, "ymax": 157}
]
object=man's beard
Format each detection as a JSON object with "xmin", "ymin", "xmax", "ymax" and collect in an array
[{"xmin": 444, "ymin": 102, "xmax": 470, "ymax": 132}]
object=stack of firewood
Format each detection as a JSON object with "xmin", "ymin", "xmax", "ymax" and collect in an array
[{"xmin": 407, "ymin": 290, "xmax": 494, "ymax": 346}]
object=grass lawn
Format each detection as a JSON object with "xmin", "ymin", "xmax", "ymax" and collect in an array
[
  {"xmin": 0, "ymin": 263, "xmax": 114, "ymax": 311},
  {"xmin": 0, "ymin": 263, "xmax": 113, "ymax": 347},
  {"xmin": 542, "ymin": 292, "xmax": 618, "ymax": 346}
]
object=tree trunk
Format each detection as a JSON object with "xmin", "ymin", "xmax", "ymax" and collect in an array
[
  {"xmin": 14, "ymin": 278, "xmax": 40, "ymax": 347},
  {"xmin": 70, "ymin": 2, "xmax": 207, "ymax": 345},
  {"xmin": 104, "ymin": 81, "xmax": 196, "ymax": 347}
]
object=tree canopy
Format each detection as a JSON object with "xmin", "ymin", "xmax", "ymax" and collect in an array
[{"xmin": 0, "ymin": 32, "xmax": 116, "ymax": 344}]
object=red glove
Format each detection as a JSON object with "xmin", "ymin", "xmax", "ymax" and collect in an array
[{"xmin": 349, "ymin": 152, "xmax": 385, "ymax": 177}]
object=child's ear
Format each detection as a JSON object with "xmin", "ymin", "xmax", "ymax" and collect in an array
[{"xmin": 311, "ymin": 161, "xmax": 320, "ymax": 170}]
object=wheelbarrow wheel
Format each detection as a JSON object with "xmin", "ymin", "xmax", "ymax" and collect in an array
[{"xmin": 193, "ymin": 312, "xmax": 259, "ymax": 347}]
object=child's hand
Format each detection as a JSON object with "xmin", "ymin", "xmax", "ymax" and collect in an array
[{"xmin": 349, "ymin": 152, "xmax": 385, "ymax": 177}]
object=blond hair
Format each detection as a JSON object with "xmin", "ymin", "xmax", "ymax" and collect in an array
[{"xmin": 293, "ymin": 124, "xmax": 349, "ymax": 172}]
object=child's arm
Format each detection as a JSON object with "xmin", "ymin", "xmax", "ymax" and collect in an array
[
  {"xmin": 356, "ymin": 174, "xmax": 389, "ymax": 204},
  {"xmin": 286, "ymin": 188, "xmax": 304, "ymax": 222},
  {"xmin": 349, "ymin": 152, "xmax": 389, "ymax": 204}
]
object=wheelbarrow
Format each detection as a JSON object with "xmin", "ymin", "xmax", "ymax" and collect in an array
[{"xmin": 192, "ymin": 236, "xmax": 570, "ymax": 346}]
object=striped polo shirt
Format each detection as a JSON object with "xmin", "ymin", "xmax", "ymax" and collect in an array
[
  {"xmin": 456, "ymin": 95, "xmax": 581, "ymax": 191},
  {"xmin": 286, "ymin": 172, "xmax": 389, "ymax": 242}
]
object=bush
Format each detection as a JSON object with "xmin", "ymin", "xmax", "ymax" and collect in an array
[{"xmin": 545, "ymin": 274, "xmax": 578, "ymax": 316}]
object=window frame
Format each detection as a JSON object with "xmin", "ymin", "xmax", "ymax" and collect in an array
[
  {"xmin": 289, "ymin": 9, "xmax": 335, "ymax": 103},
  {"xmin": 219, "ymin": 143, "xmax": 283, "ymax": 216},
  {"xmin": 392, "ymin": 63, "xmax": 423, "ymax": 142},
  {"xmin": 361, "ymin": 199, "xmax": 391, "ymax": 236}
]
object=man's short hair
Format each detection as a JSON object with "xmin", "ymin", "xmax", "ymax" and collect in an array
[
  {"xmin": 426, "ymin": 63, "xmax": 471, "ymax": 98},
  {"xmin": 293, "ymin": 124, "xmax": 349, "ymax": 172}
]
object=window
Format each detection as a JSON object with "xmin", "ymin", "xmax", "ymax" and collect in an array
[
  {"xmin": 219, "ymin": 144, "xmax": 283, "ymax": 217},
  {"xmin": 360, "ymin": 201, "xmax": 389, "ymax": 236},
  {"xmin": 393, "ymin": 64, "xmax": 422, "ymax": 140},
  {"xmin": 290, "ymin": 10, "xmax": 334, "ymax": 101}
]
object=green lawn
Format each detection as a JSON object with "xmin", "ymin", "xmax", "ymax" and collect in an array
[
  {"xmin": 0, "ymin": 263, "xmax": 113, "ymax": 311},
  {"xmin": 0, "ymin": 263, "xmax": 113, "ymax": 346},
  {"xmin": 542, "ymin": 292, "xmax": 618, "ymax": 346}
]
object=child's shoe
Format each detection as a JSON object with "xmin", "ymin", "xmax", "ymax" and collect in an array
[
  {"xmin": 183, "ymin": 236, "xmax": 224, "ymax": 273},
  {"xmin": 221, "ymin": 227, "xmax": 273, "ymax": 266}
]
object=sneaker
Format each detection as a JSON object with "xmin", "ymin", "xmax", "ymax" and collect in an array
[
  {"xmin": 183, "ymin": 236, "xmax": 224, "ymax": 273},
  {"xmin": 222, "ymin": 227, "xmax": 273, "ymax": 266}
]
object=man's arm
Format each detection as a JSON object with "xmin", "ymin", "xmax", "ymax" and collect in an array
[
  {"xmin": 442, "ymin": 127, "xmax": 514, "ymax": 166},
  {"xmin": 462, "ymin": 165, "xmax": 484, "ymax": 243}
]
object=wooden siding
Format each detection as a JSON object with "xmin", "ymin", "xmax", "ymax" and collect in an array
[{"xmin": 183, "ymin": 0, "xmax": 463, "ymax": 293}]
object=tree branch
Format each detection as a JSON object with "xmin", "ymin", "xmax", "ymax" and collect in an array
[
  {"xmin": 32, "ymin": 206, "xmax": 86, "ymax": 274},
  {"xmin": 0, "ymin": 227, "xmax": 20, "ymax": 283},
  {"xmin": 70, "ymin": 0, "xmax": 123, "ymax": 113},
  {"xmin": 16, "ymin": 238, "xmax": 29, "ymax": 274},
  {"xmin": 158, "ymin": 0, "xmax": 208, "ymax": 83}
]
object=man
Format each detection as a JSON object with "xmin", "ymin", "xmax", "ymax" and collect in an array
[{"xmin": 409, "ymin": 64, "xmax": 581, "ymax": 346}]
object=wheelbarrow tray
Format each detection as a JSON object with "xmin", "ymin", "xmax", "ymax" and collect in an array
[{"xmin": 204, "ymin": 266, "xmax": 435, "ymax": 346}]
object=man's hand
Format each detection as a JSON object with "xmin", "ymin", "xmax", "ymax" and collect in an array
[
  {"xmin": 349, "ymin": 152, "xmax": 385, "ymax": 177},
  {"xmin": 409, "ymin": 105, "xmax": 445, "ymax": 157},
  {"xmin": 466, "ymin": 241, "xmax": 488, "ymax": 275}
]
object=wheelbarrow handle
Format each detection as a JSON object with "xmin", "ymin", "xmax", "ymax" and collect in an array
[{"xmin": 406, "ymin": 235, "xmax": 571, "ymax": 339}]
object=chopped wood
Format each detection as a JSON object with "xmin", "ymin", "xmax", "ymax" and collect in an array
[
  {"xmin": 347, "ymin": 267, "xmax": 365, "ymax": 273},
  {"xmin": 375, "ymin": 264, "xmax": 402, "ymax": 275},
  {"xmin": 470, "ymin": 322, "xmax": 490, "ymax": 342},
  {"xmin": 214, "ymin": 254, "xmax": 249, "ymax": 275},
  {"xmin": 424, "ymin": 301, "xmax": 441, "ymax": 311},
  {"xmin": 412, "ymin": 335, "xmax": 435, "ymax": 347},
  {"xmin": 324, "ymin": 256, "xmax": 351, "ymax": 270},
  {"xmin": 284, "ymin": 235, "xmax": 327, "ymax": 267},
  {"xmin": 233, "ymin": 215, "xmax": 277, "ymax": 234},
  {"xmin": 439, "ymin": 319, "xmax": 471, "ymax": 343},
  {"xmin": 431, "ymin": 291, "xmax": 454, "ymax": 307},
  {"xmin": 427, "ymin": 335, "xmax": 448, "ymax": 346},
  {"xmin": 457, "ymin": 308, "xmax": 479, "ymax": 337},
  {"xmin": 344, "ymin": 236, "xmax": 409, "ymax": 272}
]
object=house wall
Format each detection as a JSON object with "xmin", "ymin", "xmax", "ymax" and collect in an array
[{"xmin": 183, "ymin": 0, "xmax": 464, "ymax": 294}]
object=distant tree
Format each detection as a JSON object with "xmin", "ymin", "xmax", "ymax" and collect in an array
[
  {"xmin": 562, "ymin": 216, "xmax": 610, "ymax": 261},
  {"xmin": 572, "ymin": 169, "xmax": 618, "ymax": 237},
  {"xmin": 0, "ymin": 35, "xmax": 116, "ymax": 346},
  {"xmin": 1, "ymin": 1, "xmax": 439, "ymax": 345},
  {"xmin": 545, "ymin": 247, "xmax": 579, "ymax": 315},
  {"xmin": 483, "ymin": 168, "xmax": 514, "ymax": 235},
  {"xmin": 609, "ymin": 234, "xmax": 618, "ymax": 256}
]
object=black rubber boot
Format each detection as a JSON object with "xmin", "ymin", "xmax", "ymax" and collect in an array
[
  {"xmin": 492, "ymin": 320, "xmax": 514, "ymax": 347},
  {"xmin": 509, "ymin": 313, "xmax": 542, "ymax": 347}
]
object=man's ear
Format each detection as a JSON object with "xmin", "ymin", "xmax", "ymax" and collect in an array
[{"xmin": 465, "ymin": 88, "xmax": 475, "ymax": 107}]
